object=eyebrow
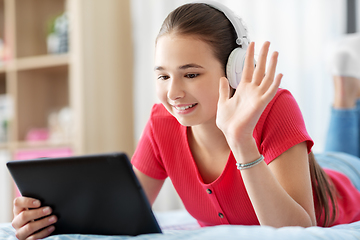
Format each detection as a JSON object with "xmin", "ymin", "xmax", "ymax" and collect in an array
[{"xmin": 154, "ymin": 63, "xmax": 204, "ymax": 71}]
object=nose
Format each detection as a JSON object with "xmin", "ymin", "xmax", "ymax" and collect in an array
[{"xmin": 167, "ymin": 77, "xmax": 185, "ymax": 101}]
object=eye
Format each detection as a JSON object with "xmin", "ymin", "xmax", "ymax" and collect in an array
[
  {"xmin": 157, "ymin": 75, "xmax": 169, "ymax": 81},
  {"xmin": 185, "ymin": 73, "xmax": 199, "ymax": 79}
]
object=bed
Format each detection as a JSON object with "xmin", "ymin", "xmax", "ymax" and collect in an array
[{"xmin": 1, "ymin": 210, "xmax": 360, "ymax": 240}]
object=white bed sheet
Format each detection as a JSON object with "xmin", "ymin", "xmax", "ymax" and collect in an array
[{"xmin": 1, "ymin": 210, "xmax": 360, "ymax": 240}]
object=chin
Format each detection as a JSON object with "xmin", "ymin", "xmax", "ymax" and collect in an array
[
  {"xmin": 173, "ymin": 116, "xmax": 202, "ymax": 127},
  {"xmin": 175, "ymin": 118, "xmax": 195, "ymax": 127}
]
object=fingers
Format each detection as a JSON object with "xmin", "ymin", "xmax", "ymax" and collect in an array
[
  {"xmin": 13, "ymin": 197, "xmax": 41, "ymax": 216},
  {"xmin": 244, "ymin": 41, "xmax": 280, "ymax": 91},
  {"xmin": 13, "ymin": 206, "xmax": 55, "ymax": 228},
  {"xmin": 14, "ymin": 215, "xmax": 57, "ymax": 240},
  {"xmin": 252, "ymin": 42, "xmax": 281, "ymax": 96},
  {"xmin": 12, "ymin": 197, "xmax": 57, "ymax": 240},
  {"xmin": 260, "ymin": 51, "xmax": 279, "ymax": 91},
  {"xmin": 253, "ymin": 42, "xmax": 270, "ymax": 85},
  {"xmin": 25, "ymin": 226, "xmax": 55, "ymax": 240},
  {"xmin": 270, "ymin": 73, "xmax": 283, "ymax": 93},
  {"xmin": 242, "ymin": 42, "xmax": 255, "ymax": 82},
  {"xmin": 218, "ymin": 77, "xmax": 231, "ymax": 103}
]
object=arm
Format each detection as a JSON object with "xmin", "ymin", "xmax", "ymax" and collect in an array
[
  {"xmin": 233, "ymin": 140, "xmax": 316, "ymax": 227},
  {"xmin": 12, "ymin": 197, "xmax": 57, "ymax": 240},
  {"xmin": 217, "ymin": 42, "xmax": 316, "ymax": 227},
  {"xmin": 133, "ymin": 167, "xmax": 165, "ymax": 206},
  {"xmin": 267, "ymin": 142, "xmax": 316, "ymax": 226}
]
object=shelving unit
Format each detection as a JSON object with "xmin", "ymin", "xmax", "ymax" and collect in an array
[
  {"xmin": 0, "ymin": 0, "xmax": 134, "ymax": 223},
  {"xmin": 0, "ymin": 0, "xmax": 71, "ymax": 223},
  {"xmin": 0, "ymin": 0, "xmax": 70, "ymax": 151}
]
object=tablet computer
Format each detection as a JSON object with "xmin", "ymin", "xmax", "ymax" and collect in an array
[{"xmin": 6, "ymin": 152, "xmax": 162, "ymax": 236}]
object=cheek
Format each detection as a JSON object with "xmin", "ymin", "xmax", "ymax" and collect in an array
[
  {"xmin": 203, "ymin": 80, "xmax": 220, "ymax": 100},
  {"xmin": 156, "ymin": 83, "xmax": 167, "ymax": 103}
]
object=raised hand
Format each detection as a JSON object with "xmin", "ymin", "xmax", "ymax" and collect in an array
[{"xmin": 216, "ymin": 42, "xmax": 283, "ymax": 146}]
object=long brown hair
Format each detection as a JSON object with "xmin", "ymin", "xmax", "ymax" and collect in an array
[
  {"xmin": 157, "ymin": 3, "xmax": 338, "ymax": 226},
  {"xmin": 309, "ymin": 151, "xmax": 338, "ymax": 226}
]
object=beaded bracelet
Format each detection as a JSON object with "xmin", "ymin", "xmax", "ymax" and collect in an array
[{"xmin": 236, "ymin": 155, "xmax": 264, "ymax": 170}]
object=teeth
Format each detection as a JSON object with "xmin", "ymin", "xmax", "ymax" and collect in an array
[{"xmin": 174, "ymin": 104, "xmax": 196, "ymax": 111}]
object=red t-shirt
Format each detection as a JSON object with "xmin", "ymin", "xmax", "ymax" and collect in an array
[{"xmin": 132, "ymin": 89, "xmax": 360, "ymax": 227}]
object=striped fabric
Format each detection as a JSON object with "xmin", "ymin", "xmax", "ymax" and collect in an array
[{"xmin": 132, "ymin": 89, "xmax": 315, "ymax": 226}]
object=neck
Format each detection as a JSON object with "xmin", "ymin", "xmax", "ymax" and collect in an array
[
  {"xmin": 187, "ymin": 120, "xmax": 231, "ymax": 184},
  {"xmin": 189, "ymin": 120, "xmax": 229, "ymax": 153}
]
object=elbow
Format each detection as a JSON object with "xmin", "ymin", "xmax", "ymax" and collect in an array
[{"xmin": 260, "ymin": 215, "xmax": 316, "ymax": 228}]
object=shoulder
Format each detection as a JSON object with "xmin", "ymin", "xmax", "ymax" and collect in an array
[
  {"xmin": 254, "ymin": 88, "xmax": 313, "ymax": 161},
  {"xmin": 150, "ymin": 103, "xmax": 173, "ymax": 119},
  {"xmin": 267, "ymin": 88, "xmax": 298, "ymax": 112},
  {"xmin": 148, "ymin": 103, "xmax": 184, "ymax": 136},
  {"xmin": 259, "ymin": 88, "xmax": 302, "ymax": 125}
]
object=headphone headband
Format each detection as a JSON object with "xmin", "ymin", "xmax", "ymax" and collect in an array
[
  {"xmin": 192, "ymin": 0, "xmax": 249, "ymax": 47},
  {"xmin": 191, "ymin": 1, "xmax": 252, "ymax": 89}
]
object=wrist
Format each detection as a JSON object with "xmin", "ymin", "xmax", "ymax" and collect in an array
[
  {"xmin": 227, "ymin": 136, "xmax": 261, "ymax": 165},
  {"xmin": 236, "ymin": 155, "xmax": 264, "ymax": 170},
  {"xmin": 225, "ymin": 133, "xmax": 254, "ymax": 149}
]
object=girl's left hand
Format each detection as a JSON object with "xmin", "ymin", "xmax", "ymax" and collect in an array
[{"xmin": 216, "ymin": 42, "xmax": 283, "ymax": 145}]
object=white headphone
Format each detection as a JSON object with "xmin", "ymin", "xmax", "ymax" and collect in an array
[{"xmin": 193, "ymin": 1, "xmax": 250, "ymax": 89}]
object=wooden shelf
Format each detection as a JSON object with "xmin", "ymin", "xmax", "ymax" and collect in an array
[
  {"xmin": 0, "ymin": 142, "xmax": 8, "ymax": 149},
  {"xmin": 6, "ymin": 54, "xmax": 69, "ymax": 71},
  {"xmin": 0, "ymin": 0, "xmax": 134, "ymax": 223},
  {"xmin": 0, "ymin": 64, "xmax": 5, "ymax": 74},
  {"xmin": 15, "ymin": 0, "xmax": 66, "ymax": 58},
  {"xmin": 0, "ymin": 0, "xmax": 71, "ymax": 152}
]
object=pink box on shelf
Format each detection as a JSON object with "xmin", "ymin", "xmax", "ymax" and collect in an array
[
  {"xmin": 13, "ymin": 147, "xmax": 73, "ymax": 198},
  {"xmin": 14, "ymin": 147, "xmax": 73, "ymax": 160}
]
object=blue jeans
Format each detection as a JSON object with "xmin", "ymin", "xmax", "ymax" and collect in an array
[
  {"xmin": 315, "ymin": 152, "xmax": 360, "ymax": 191},
  {"xmin": 315, "ymin": 100, "xmax": 360, "ymax": 191}
]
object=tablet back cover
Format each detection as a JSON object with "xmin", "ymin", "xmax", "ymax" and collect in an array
[{"xmin": 7, "ymin": 152, "xmax": 162, "ymax": 236}]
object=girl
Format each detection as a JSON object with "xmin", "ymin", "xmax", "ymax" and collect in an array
[{"xmin": 11, "ymin": 2, "xmax": 360, "ymax": 239}]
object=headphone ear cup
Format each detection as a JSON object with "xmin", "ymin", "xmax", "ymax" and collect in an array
[{"xmin": 226, "ymin": 47, "xmax": 247, "ymax": 89}]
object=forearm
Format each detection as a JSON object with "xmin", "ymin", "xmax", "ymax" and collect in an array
[
  {"xmin": 240, "ymin": 162, "xmax": 314, "ymax": 227},
  {"xmin": 230, "ymin": 138, "xmax": 315, "ymax": 227},
  {"xmin": 133, "ymin": 167, "xmax": 165, "ymax": 206}
]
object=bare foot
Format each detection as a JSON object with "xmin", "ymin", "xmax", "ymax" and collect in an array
[{"xmin": 333, "ymin": 75, "xmax": 360, "ymax": 109}]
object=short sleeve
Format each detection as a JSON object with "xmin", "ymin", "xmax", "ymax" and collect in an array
[
  {"xmin": 131, "ymin": 117, "xmax": 168, "ymax": 180},
  {"xmin": 254, "ymin": 89, "xmax": 314, "ymax": 164}
]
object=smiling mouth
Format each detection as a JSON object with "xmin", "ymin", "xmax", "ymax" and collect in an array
[{"xmin": 173, "ymin": 103, "xmax": 198, "ymax": 111}]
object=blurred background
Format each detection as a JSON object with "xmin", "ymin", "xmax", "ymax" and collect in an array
[{"xmin": 0, "ymin": 0, "xmax": 358, "ymax": 222}]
